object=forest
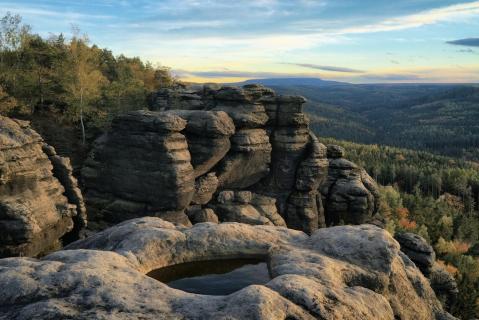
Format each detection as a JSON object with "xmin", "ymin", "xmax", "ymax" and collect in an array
[
  {"xmin": 0, "ymin": 12, "xmax": 175, "ymax": 143},
  {"xmin": 271, "ymin": 82, "xmax": 479, "ymax": 161},
  {"xmin": 319, "ymin": 137, "xmax": 479, "ymax": 318}
]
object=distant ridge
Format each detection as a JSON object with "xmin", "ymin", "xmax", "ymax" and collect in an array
[{"xmin": 232, "ymin": 77, "xmax": 350, "ymax": 87}]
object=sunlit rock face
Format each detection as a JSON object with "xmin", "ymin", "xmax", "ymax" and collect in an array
[
  {"xmin": 0, "ymin": 116, "xmax": 86, "ymax": 257},
  {"xmin": 0, "ymin": 218, "xmax": 456, "ymax": 320},
  {"xmin": 83, "ymin": 84, "xmax": 380, "ymax": 232}
]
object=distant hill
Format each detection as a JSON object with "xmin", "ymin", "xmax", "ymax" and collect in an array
[
  {"xmin": 234, "ymin": 77, "xmax": 348, "ymax": 87},
  {"xmin": 243, "ymin": 81, "xmax": 479, "ymax": 161}
]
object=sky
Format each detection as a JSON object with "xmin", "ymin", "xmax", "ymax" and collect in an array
[{"xmin": 1, "ymin": 0, "xmax": 478, "ymax": 83}]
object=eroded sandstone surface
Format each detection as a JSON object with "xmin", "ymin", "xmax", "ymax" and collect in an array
[
  {"xmin": 0, "ymin": 218, "xmax": 455, "ymax": 320},
  {"xmin": 83, "ymin": 84, "xmax": 380, "ymax": 233},
  {"xmin": 0, "ymin": 116, "xmax": 86, "ymax": 257}
]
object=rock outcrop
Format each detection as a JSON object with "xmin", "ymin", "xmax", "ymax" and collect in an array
[
  {"xmin": 81, "ymin": 111, "xmax": 195, "ymax": 229},
  {"xmin": 0, "ymin": 218, "xmax": 455, "ymax": 319},
  {"xmin": 395, "ymin": 232, "xmax": 436, "ymax": 276},
  {"xmin": 395, "ymin": 232, "xmax": 458, "ymax": 311},
  {"xmin": 321, "ymin": 145, "xmax": 380, "ymax": 226},
  {"xmin": 0, "ymin": 116, "xmax": 85, "ymax": 257},
  {"xmin": 83, "ymin": 85, "xmax": 380, "ymax": 233}
]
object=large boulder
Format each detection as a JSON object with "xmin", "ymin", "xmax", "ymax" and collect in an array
[
  {"xmin": 0, "ymin": 116, "xmax": 84, "ymax": 257},
  {"xmin": 0, "ymin": 218, "xmax": 455, "ymax": 319}
]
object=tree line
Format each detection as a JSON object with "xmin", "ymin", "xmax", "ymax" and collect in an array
[{"xmin": 0, "ymin": 12, "xmax": 175, "ymax": 142}]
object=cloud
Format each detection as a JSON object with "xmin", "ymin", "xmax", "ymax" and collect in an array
[
  {"xmin": 446, "ymin": 38, "xmax": 479, "ymax": 47},
  {"xmin": 340, "ymin": 1, "xmax": 479, "ymax": 34},
  {"xmin": 174, "ymin": 69, "xmax": 321, "ymax": 79},
  {"xmin": 284, "ymin": 63, "xmax": 365, "ymax": 73}
]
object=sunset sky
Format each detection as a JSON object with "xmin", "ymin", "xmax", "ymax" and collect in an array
[{"xmin": 1, "ymin": 0, "xmax": 479, "ymax": 83}]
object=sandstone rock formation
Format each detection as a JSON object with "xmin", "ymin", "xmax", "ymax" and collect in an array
[
  {"xmin": 395, "ymin": 232, "xmax": 458, "ymax": 311},
  {"xmin": 81, "ymin": 111, "xmax": 195, "ymax": 229},
  {"xmin": 395, "ymin": 232, "xmax": 436, "ymax": 276},
  {"xmin": 0, "ymin": 116, "xmax": 85, "ymax": 257},
  {"xmin": 83, "ymin": 85, "xmax": 380, "ymax": 233},
  {"xmin": 0, "ymin": 218, "xmax": 455, "ymax": 319},
  {"xmin": 321, "ymin": 145, "xmax": 380, "ymax": 226}
]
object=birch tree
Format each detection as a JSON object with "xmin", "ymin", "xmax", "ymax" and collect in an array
[{"xmin": 66, "ymin": 30, "xmax": 106, "ymax": 144}]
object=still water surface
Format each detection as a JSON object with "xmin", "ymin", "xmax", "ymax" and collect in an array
[{"xmin": 147, "ymin": 258, "xmax": 271, "ymax": 295}]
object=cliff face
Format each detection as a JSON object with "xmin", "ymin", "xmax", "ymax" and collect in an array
[
  {"xmin": 0, "ymin": 116, "xmax": 86, "ymax": 257},
  {"xmin": 83, "ymin": 84, "xmax": 380, "ymax": 233}
]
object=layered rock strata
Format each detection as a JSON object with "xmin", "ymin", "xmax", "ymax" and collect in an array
[
  {"xmin": 82, "ymin": 111, "xmax": 195, "ymax": 228},
  {"xmin": 0, "ymin": 218, "xmax": 455, "ymax": 320},
  {"xmin": 84, "ymin": 85, "xmax": 380, "ymax": 232},
  {"xmin": 0, "ymin": 116, "xmax": 84, "ymax": 257},
  {"xmin": 320, "ymin": 145, "xmax": 380, "ymax": 226}
]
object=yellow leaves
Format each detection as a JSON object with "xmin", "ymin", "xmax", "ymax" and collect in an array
[
  {"xmin": 438, "ymin": 215, "xmax": 453, "ymax": 228},
  {"xmin": 435, "ymin": 237, "xmax": 471, "ymax": 255}
]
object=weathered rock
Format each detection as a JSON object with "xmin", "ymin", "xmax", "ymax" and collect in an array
[
  {"xmin": 82, "ymin": 110, "xmax": 195, "ymax": 228},
  {"xmin": 84, "ymin": 85, "xmax": 380, "ymax": 233},
  {"xmin": 0, "ymin": 218, "xmax": 455, "ymax": 319},
  {"xmin": 0, "ymin": 116, "xmax": 82, "ymax": 257},
  {"xmin": 286, "ymin": 191, "xmax": 323, "ymax": 233},
  {"xmin": 211, "ymin": 191, "xmax": 286, "ymax": 226},
  {"xmin": 395, "ymin": 232, "xmax": 436, "ymax": 276},
  {"xmin": 257, "ymin": 96, "xmax": 310, "ymax": 210},
  {"xmin": 295, "ymin": 134, "xmax": 328, "ymax": 192},
  {"xmin": 191, "ymin": 172, "xmax": 218, "ymax": 205},
  {"xmin": 327, "ymin": 144, "xmax": 345, "ymax": 158},
  {"xmin": 321, "ymin": 155, "xmax": 380, "ymax": 226},
  {"xmin": 214, "ymin": 128, "xmax": 272, "ymax": 189},
  {"xmin": 186, "ymin": 206, "xmax": 219, "ymax": 224},
  {"xmin": 42, "ymin": 144, "xmax": 87, "ymax": 241},
  {"xmin": 167, "ymin": 110, "xmax": 235, "ymax": 177}
]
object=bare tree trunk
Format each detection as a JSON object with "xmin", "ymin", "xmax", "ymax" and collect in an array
[{"xmin": 80, "ymin": 87, "xmax": 86, "ymax": 145}]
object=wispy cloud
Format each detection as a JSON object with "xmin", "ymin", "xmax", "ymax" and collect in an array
[
  {"xmin": 2, "ymin": 0, "xmax": 479, "ymax": 83},
  {"xmin": 283, "ymin": 63, "xmax": 365, "ymax": 73},
  {"xmin": 173, "ymin": 69, "xmax": 322, "ymax": 79},
  {"xmin": 340, "ymin": 1, "xmax": 479, "ymax": 34},
  {"xmin": 447, "ymin": 38, "xmax": 479, "ymax": 47}
]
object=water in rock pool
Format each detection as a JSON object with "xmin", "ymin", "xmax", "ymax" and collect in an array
[{"xmin": 146, "ymin": 258, "xmax": 271, "ymax": 295}]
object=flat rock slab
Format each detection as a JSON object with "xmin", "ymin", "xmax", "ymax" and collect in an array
[{"xmin": 0, "ymin": 218, "xmax": 454, "ymax": 320}]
